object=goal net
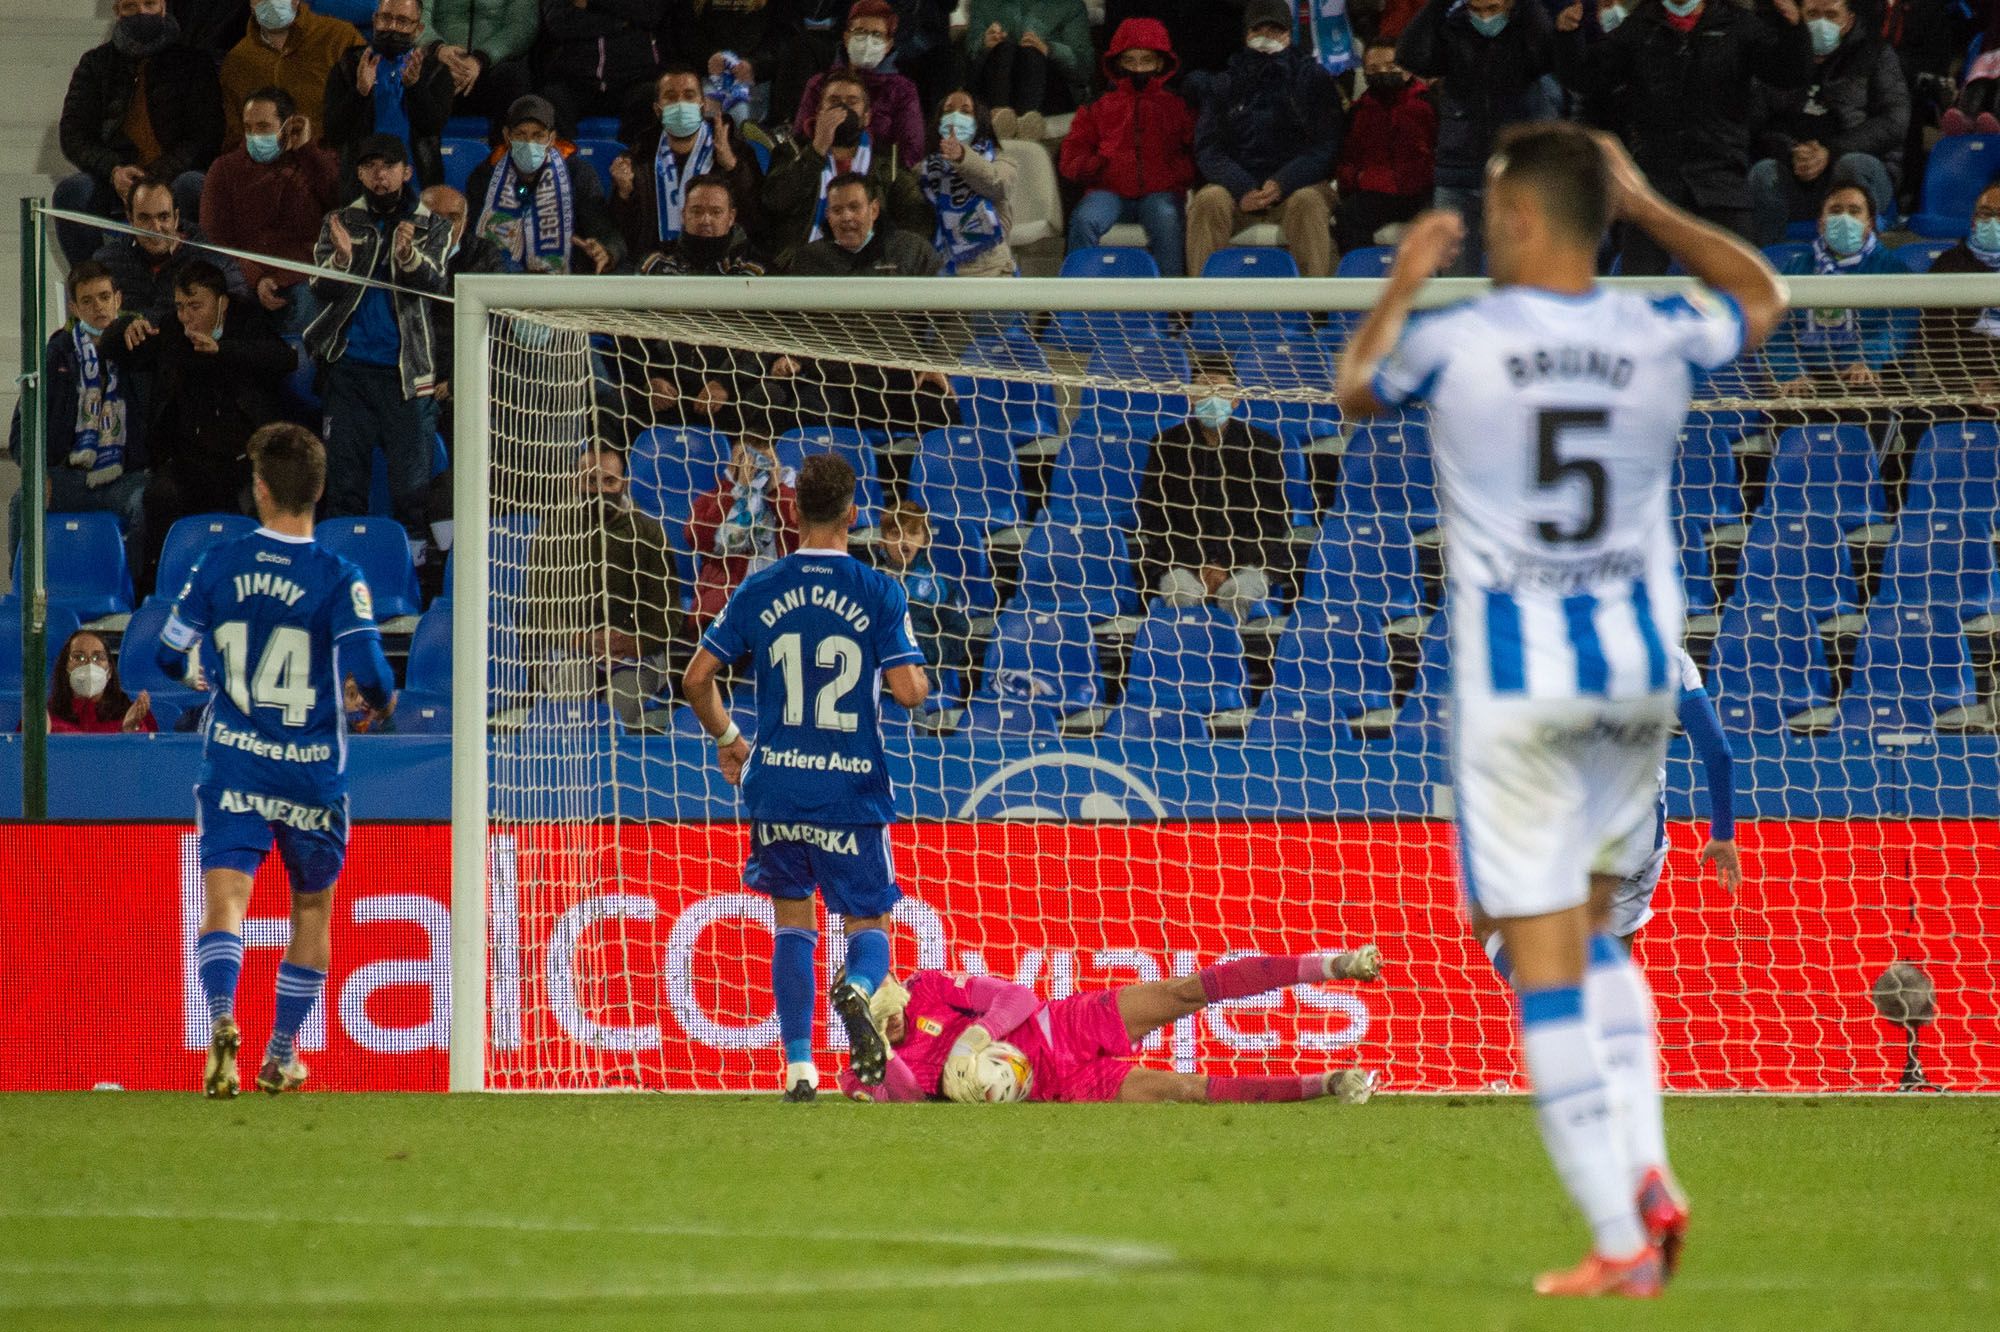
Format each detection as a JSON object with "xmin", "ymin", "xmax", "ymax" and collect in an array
[{"xmin": 449, "ymin": 273, "xmax": 2000, "ymax": 1095}]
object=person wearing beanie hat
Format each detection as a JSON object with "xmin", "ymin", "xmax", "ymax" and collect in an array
[
  {"xmin": 321, "ymin": 0, "xmax": 454, "ymax": 190},
  {"xmin": 1186, "ymin": 0, "xmax": 1345, "ymax": 276}
]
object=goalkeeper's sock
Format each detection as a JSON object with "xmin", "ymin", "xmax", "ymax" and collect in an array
[
  {"xmin": 196, "ymin": 930, "xmax": 243, "ymax": 1024},
  {"xmin": 1585, "ymin": 933, "xmax": 1670, "ymax": 1187},
  {"xmin": 1206, "ymin": 1073, "xmax": 1323, "ymax": 1103},
  {"xmin": 1519, "ymin": 984, "xmax": 1648, "ymax": 1259},
  {"xmin": 844, "ymin": 927, "xmax": 890, "ymax": 999},
  {"xmin": 1198, "ymin": 954, "xmax": 1318, "ymax": 1003},
  {"xmin": 773, "ymin": 927, "xmax": 818, "ymax": 1067},
  {"xmin": 265, "ymin": 961, "xmax": 325, "ymax": 1065}
]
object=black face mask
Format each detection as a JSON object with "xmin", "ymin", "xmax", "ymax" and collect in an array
[
  {"xmin": 678, "ymin": 230, "xmax": 732, "ymax": 267},
  {"xmin": 1367, "ymin": 73, "xmax": 1408, "ymax": 98},
  {"xmin": 111, "ymin": 13, "xmax": 180, "ymax": 59},
  {"xmin": 365, "ymin": 186, "xmax": 404, "ymax": 216},
  {"xmin": 1124, "ymin": 69, "xmax": 1155, "ymax": 91},
  {"xmin": 371, "ymin": 31, "xmax": 415, "ymax": 59},
  {"xmin": 830, "ymin": 111, "xmax": 864, "ymax": 149}
]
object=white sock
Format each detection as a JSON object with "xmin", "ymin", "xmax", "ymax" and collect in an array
[
  {"xmin": 1586, "ymin": 934, "xmax": 1669, "ymax": 1189},
  {"xmin": 1519, "ymin": 985, "xmax": 1647, "ymax": 1259}
]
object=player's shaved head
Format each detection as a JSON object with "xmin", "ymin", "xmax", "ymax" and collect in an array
[
  {"xmin": 1488, "ymin": 121, "xmax": 1613, "ymax": 249},
  {"xmin": 796, "ymin": 453, "xmax": 858, "ymax": 528},
  {"xmin": 249, "ymin": 422, "xmax": 327, "ymax": 516}
]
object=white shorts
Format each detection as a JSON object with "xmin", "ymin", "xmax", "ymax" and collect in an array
[
  {"xmin": 1607, "ymin": 839, "xmax": 1669, "ymax": 938},
  {"xmin": 1452, "ymin": 695, "xmax": 1674, "ymax": 921}
]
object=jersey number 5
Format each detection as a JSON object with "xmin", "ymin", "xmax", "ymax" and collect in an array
[
  {"xmin": 1534, "ymin": 408, "xmax": 1610, "ymax": 545},
  {"xmin": 770, "ymin": 632, "xmax": 863, "ymax": 732},
  {"xmin": 214, "ymin": 622, "xmax": 319, "ymax": 727}
]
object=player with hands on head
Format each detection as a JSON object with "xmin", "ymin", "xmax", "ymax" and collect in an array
[{"xmin": 1337, "ymin": 122, "xmax": 1783, "ymax": 1298}]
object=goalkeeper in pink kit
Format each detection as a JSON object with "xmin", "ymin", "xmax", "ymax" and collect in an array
[{"xmin": 839, "ymin": 947, "xmax": 1385, "ymax": 1104}]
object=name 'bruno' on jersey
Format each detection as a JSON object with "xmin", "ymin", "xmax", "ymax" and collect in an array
[
  {"xmin": 161, "ymin": 529, "xmax": 381, "ymax": 807},
  {"xmin": 1372, "ymin": 285, "xmax": 1746, "ymax": 704},
  {"xmin": 699, "ymin": 548, "xmax": 925, "ymax": 825}
]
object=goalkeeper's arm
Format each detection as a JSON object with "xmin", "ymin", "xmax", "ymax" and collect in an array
[{"xmin": 1679, "ymin": 686, "xmax": 1742, "ymax": 892}]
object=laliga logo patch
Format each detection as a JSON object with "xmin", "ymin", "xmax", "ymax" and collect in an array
[
  {"xmin": 956, "ymin": 753, "xmax": 1168, "ymax": 823},
  {"xmin": 917, "ymin": 1016, "xmax": 942, "ymax": 1036},
  {"xmin": 352, "ymin": 580, "xmax": 374, "ymax": 622}
]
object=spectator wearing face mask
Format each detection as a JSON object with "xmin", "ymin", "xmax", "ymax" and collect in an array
[
  {"xmin": 921, "ymin": 90, "xmax": 1016, "ymax": 276},
  {"xmin": 201, "ymin": 88, "xmax": 343, "ymax": 336},
  {"xmin": 305, "ymin": 135, "xmax": 455, "ymax": 556},
  {"xmin": 962, "ymin": 0, "xmax": 1090, "ymax": 140},
  {"xmin": 465, "ymin": 95, "xmax": 625, "ymax": 275},
  {"xmin": 764, "ymin": 70, "xmax": 936, "ymax": 263},
  {"xmin": 609, "ymin": 67, "xmax": 765, "ymax": 266},
  {"xmin": 792, "ymin": 1, "xmax": 928, "ymax": 167},
  {"xmin": 323, "ymin": 0, "xmax": 456, "ymax": 187},
  {"xmin": 1060, "ymin": 16, "xmax": 1195, "ymax": 276},
  {"xmin": 687, "ymin": 440, "xmax": 799, "ymax": 629},
  {"xmin": 536, "ymin": 0, "xmax": 668, "ymax": 142},
  {"xmin": 1919, "ymin": 184, "xmax": 2000, "ymax": 410},
  {"xmin": 1187, "ymin": 0, "xmax": 1345, "ymax": 279},
  {"xmin": 219, "ymin": 0, "xmax": 364, "ymax": 148},
  {"xmin": 1397, "ymin": 0, "xmax": 1556, "ymax": 276},
  {"xmin": 48, "ymin": 631, "xmax": 156, "ymax": 734},
  {"xmin": 1133, "ymin": 360, "xmax": 1294, "ymax": 627},
  {"xmin": 55, "ymin": 0, "xmax": 222, "ymax": 267},
  {"xmin": 1746, "ymin": 0, "xmax": 1907, "ymax": 248},
  {"xmin": 1762, "ymin": 183, "xmax": 1913, "ymax": 401},
  {"xmin": 1334, "ymin": 40, "xmax": 1436, "ymax": 254}
]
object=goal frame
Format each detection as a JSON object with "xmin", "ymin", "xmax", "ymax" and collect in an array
[{"xmin": 446, "ymin": 269, "xmax": 1986, "ymax": 1092}]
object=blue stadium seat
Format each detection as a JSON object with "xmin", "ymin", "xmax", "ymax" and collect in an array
[
  {"xmin": 924, "ymin": 517, "xmax": 998, "ymax": 623},
  {"xmin": 1337, "ymin": 418, "xmax": 1437, "ymax": 535},
  {"xmin": 1389, "ymin": 607, "xmax": 1452, "ymax": 748},
  {"xmin": 1910, "ymin": 135, "xmax": 2000, "ymax": 237},
  {"xmin": 369, "ymin": 433, "xmax": 450, "ymax": 518},
  {"xmin": 1009, "ymin": 516, "xmax": 1139, "ymax": 621},
  {"xmin": 912, "ymin": 429, "xmax": 1022, "ymax": 537},
  {"xmin": 1672, "ymin": 413, "xmax": 1749, "ymax": 539},
  {"xmin": 1046, "ymin": 431, "xmax": 1151, "ymax": 524},
  {"xmin": 951, "ymin": 332, "xmax": 1061, "ymax": 450},
  {"xmin": 0, "ymin": 599, "xmax": 82, "ymax": 702},
  {"xmin": 153, "ymin": 514, "xmax": 257, "ymax": 603},
  {"xmin": 1104, "ymin": 705, "xmax": 1211, "ymax": 741},
  {"xmin": 1838, "ymin": 605, "xmax": 1984, "ymax": 731},
  {"xmin": 1297, "ymin": 513, "xmax": 1424, "ymax": 631},
  {"xmin": 18, "ymin": 512, "xmax": 134, "ymax": 620},
  {"xmin": 1875, "ymin": 511, "xmax": 2000, "ymax": 625},
  {"xmin": 393, "ymin": 695, "xmax": 453, "ymax": 733},
  {"xmin": 1069, "ymin": 337, "xmax": 1191, "ymax": 444},
  {"xmin": 576, "ymin": 116, "xmax": 621, "ymax": 140},
  {"xmin": 478, "ymin": 511, "xmax": 541, "ymax": 622},
  {"xmin": 1761, "ymin": 241, "xmax": 1813, "ymax": 268},
  {"xmin": 1189, "ymin": 247, "xmax": 1311, "ymax": 355},
  {"xmin": 983, "ymin": 606, "xmax": 1100, "ymax": 716},
  {"xmin": 628, "ymin": 424, "xmax": 736, "ymax": 591},
  {"xmin": 773, "ymin": 427, "xmax": 884, "ymax": 528},
  {"xmin": 568, "ymin": 139, "xmax": 624, "ymax": 194},
  {"xmin": 517, "ymin": 696, "xmax": 618, "ymax": 736},
  {"xmin": 1734, "ymin": 511, "xmax": 1862, "ymax": 626},
  {"xmin": 1894, "ymin": 239, "xmax": 1957, "ymax": 271},
  {"xmin": 1261, "ymin": 604, "xmax": 1397, "ymax": 726},
  {"xmin": 1680, "ymin": 518, "xmax": 1718, "ymax": 623},
  {"xmin": 443, "ymin": 114, "xmax": 489, "ymax": 139},
  {"xmin": 313, "ymin": 518, "xmax": 423, "ymax": 622},
  {"xmin": 113, "ymin": 599, "xmax": 203, "ymax": 729},
  {"xmin": 958, "ymin": 696, "xmax": 1065, "ymax": 736},
  {"xmin": 1336, "ymin": 246, "xmax": 1396, "ymax": 277},
  {"xmin": 1761, "ymin": 424, "xmax": 1886, "ymax": 532},
  {"xmin": 439, "ymin": 137, "xmax": 484, "ymax": 193},
  {"xmin": 1905, "ymin": 421, "xmax": 2000, "ymax": 519},
  {"xmin": 405, "ymin": 603, "xmax": 452, "ymax": 695},
  {"xmin": 1235, "ymin": 343, "xmax": 1342, "ymax": 454},
  {"xmin": 1124, "ymin": 603, "xmax": 1248, "ymax": 716},
  {"xmin": 1708, "ymin": 601, "xmax": 1837, "ymax": 734},
  {"xmin": 1045, "ymin": 247, "xmax": 1166, "ymax": 352}
]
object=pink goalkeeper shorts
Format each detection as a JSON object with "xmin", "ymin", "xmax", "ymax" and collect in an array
[{"xmin": 1021, "ymin": 990, "xmax": 1137, "ymax": 1103}]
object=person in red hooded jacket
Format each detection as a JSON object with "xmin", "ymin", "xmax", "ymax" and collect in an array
[
  {"xmin": 1057, "ymin": 17, "xmax": 1196, "ymax": 275},
  {"xmin": 1333, "ymin": 39, "xmax": 1438, "ymax": 254}
]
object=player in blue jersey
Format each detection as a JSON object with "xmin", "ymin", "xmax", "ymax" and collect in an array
[
  {"xmin": 683, "ymin": 453, "xmax": 931, "ymax": 1101},
  {"xmin": 1336, "ymin": 125, "xmax": 1785, "ymax": 1296},
  {"xmin": 156, "ymin": 424, "xmax": 396, "ymax": 1099}
]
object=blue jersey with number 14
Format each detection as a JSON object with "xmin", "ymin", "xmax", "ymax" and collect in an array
[
  {"xmin": 700, "ymin": 548, "xmax": 924, "ymax": 825},
  {"xmin": 161, "ymin": 528, "xmax": 381, "ymax": 808}
]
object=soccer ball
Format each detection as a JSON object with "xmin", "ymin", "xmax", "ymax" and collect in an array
[{"xmin": 973, "ymin": 1041, "xmax": 1033, "ymax": 1104}]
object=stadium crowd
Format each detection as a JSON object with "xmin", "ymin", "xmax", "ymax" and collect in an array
[{"xmin": 14, "ymin": 0, "xmax": 2000, "ymax": 735}]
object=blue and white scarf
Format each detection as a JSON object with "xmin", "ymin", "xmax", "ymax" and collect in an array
[
  {"xmin": 704, "ymin": 52, "xmax": 751, "ymax": 120},
  {"xmin": 68, "ymin": 324, "xmax": 126, "ymax": 488},
  {"xmin": 479, "ymin": 148, "xmax": 576, "ymax": 274},
  {"xmin": 371, "ymin": 51, "xmax": 416, "ymax": 159},
  {"xmin": 653, "ymin": 120, "xmax": 716, "ymax": 243},
  {"xmin": 716, "ymin": 456, "xmax": 787, "ymax": 563},
  {"xmin": 1303, "ymin": 0, "xmax": 1357, "ymax": 76},
  {"xmin": 809, "ymin": 133, "xmax": 871, "ymax": 242},
  {"xmin": 1802, "ymin": 231, "xmax": 1879, "ymax": 348},
  {"xmin": 921, "ymin": 141, "xmax": 1004, "ymax": 273}
]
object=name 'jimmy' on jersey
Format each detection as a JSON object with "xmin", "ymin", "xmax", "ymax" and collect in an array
[
  {"xmin": 699, "ymin": 547, "xmax": 925, "ymax": 825},
  {"xmin": 160, "ymin": 529, "xmax": 381, "ymax": 807},
  {"xmin": 1372, "ymin": 285, "xmax": 1745, "ymax": 703}
]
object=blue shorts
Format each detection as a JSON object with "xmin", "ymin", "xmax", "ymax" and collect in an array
[
  {"xmin": 196, "ymin": 785, "xmax": 349, "ymax": 895},
  {"xmin": 743, "ymin": 822, "xmax": 901, "ymax": 919}
]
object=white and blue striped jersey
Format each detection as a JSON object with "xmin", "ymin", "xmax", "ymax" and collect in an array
[{"xmin": 1374, "ymin": 285, "xmax": 1745, "ymax": 703}]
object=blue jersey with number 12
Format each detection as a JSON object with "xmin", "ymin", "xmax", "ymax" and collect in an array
[
  {"xmin": 161, "ymin": 528, "xmax": 380, "ymax": 808},
  {"xmin": 700, "ymin": 548, "xmax": 924, "ymax": 825}
]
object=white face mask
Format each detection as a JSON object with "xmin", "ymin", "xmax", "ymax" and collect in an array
[
  {"xmin": 1246, "ymin": 34, "xmax": 1288, "ymax": 55},
  {"xmin": 847, "ymin": 34, "xmax": 889, "ymax": 69},
  {"xmin": 70, "ymin": 663, "xmax": 109, "ymax": 698}
]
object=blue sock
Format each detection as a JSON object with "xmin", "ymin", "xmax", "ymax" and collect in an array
[
  {"xmin": 845, "ymin": 928, "xmax": 890, "ymax": 998},
  {"xmin": 773, "ymin": 927, "xmax": 818, "ymax": 1066},
  {"xmin": 266, "ymin": 961, "xmax": 326, "ymax": 1064},
  {"xmin": 196, "ymin": 931, "xmax": 243, "ymax": 1024}
]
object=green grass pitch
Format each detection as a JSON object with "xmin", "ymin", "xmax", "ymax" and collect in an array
[{"xmin": 3, "ymin": 1093, "xmax": 1995, "ymax": 1329}]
